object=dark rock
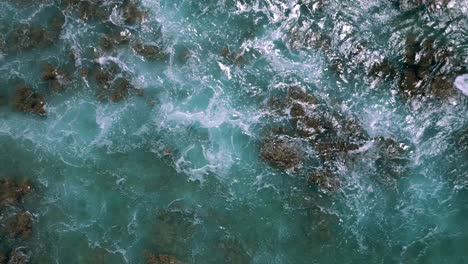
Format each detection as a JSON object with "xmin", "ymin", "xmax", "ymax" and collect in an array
[
  {"xmin": 213, "ymin": 238, "xmax": 251, "ymax": 264},
  {"xmin": 263, "ymin": 86, "xmax": 368, "ymax": 166},
  {"xmin": 110, "ymin": 79, "xmax": 142, "ymax": 102},
  {"xmin": 287, "ymin": 86, "xmax": 318, "ymax": 105},
  {"xmin": 339, "ymin": 119, "xmax": 369, "ymax": 142},
  {"xmin": 314, "ymin": 141, "xmax": 360, "ymax": 161},
  {"xmin": 290, "ymin": 102, "xmax": 305, "ymax": 118},
  {"xmin": 373, "ymin": 137, "xmax": 409, "ymax": 184},
  {"xmin": 296, "ymin": 116, "xmax": 332, "ymax": 138},
  {"xmin": 122, "ymin": 2, "xmax": 144, "ymax": 24},
  {"xmin": 0, "ymin": 179, "xmax": 33, "ymax": 209},
  {"xmin": 153, "ymin": 210, "xmax": 198, "ymax": 258},
  {"xmin": 8, "ymin": 24, "xmax": 52, "ymax": 51},
  {"xmin": 145, "ymin": 253, "xmax": 182, "ymax": 264},
  {"xmin": 42, "ymin": 64, "xmax": 59, "ymax": 81},
  {"xmin": 398, "ymin": 0, "xmax": 450, "ymax": 11},
  {"xmin": 399, "ymin": 67, "xmax": 422, "ymax": 98},
  {"xmin": 101, "ymin": 36, "xmax": 115, "ymax": 51},
  {"xmin": 431, "ymin": 76, "xmax": 455, "ymax": 98},
  {"xmin": 94, "ymin": 64, "xmax": 119, "ymax": 89},
  {"xmin": 221, "ymin": 47, "xmax": 246, "ymax": 65},
  {"xmin": 399, "ymin": 35, "xmax": 459, "ymax": 100},
  {"xmin": 7, "ymin": 212, "xmax": 33, "ymax": 239},
  {"xmin": 309, "ymin": 170, "xmax": 340, "ymax": 192},
  {"xmin": 12, "ymin": 85, "xmax": 47, "ymax": 115},
  {"xmin": 41, "ymin": 64, "xmax": 70, "ymax": 91},
  {"xmin": 405, "ymin": 35, "xmax": 418, "ymax": 65},
  {"xmin": 7, "ymin": 247, "xmax": 29, "ymax": 264},
  {"xmin": 133, "ymin": 43, "xmax": 165, "ymax": 60},
  {"xmin": 77, "ymin": 1, "xmax": 104, "ymax": 21},
  {"xmin": 369, "ymin": 59, "xmax": 396, "ymax": 79},
  {"xmin": 419, "ymin": 38, "xmax": 435, "ymax": 67},
  {"xmin": 260, "ymin": 136, "xmax": 304, "ymax": 170}
]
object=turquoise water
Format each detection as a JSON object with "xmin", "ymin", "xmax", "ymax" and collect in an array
[{"xmin": 0, "ymin": 0, "xmax": 467, "ymax": 263}]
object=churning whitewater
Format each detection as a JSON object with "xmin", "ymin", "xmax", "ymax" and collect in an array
[{"xmin": 0, "ymin": 0, "xmax": 467, "ymax": 263}]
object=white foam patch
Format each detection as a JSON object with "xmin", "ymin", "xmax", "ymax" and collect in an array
[
  {"xmin": 218, "ymin": 62, "xmax": 232, "ymax": 80},
  {"xmin": 454, "ymin": 74, "xmax": 468, "ymax": 96}
]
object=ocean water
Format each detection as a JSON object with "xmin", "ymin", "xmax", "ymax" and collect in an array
[{"xmin": 0, "ymin": 0, "xmax": 467, "ymax": 263}]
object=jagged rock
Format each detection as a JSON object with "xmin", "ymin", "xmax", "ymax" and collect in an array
[
  {"xmin": 399, "ymin": 36, "xmax": 458, "ymax": 100},
  {"xmin": 221, "ymin": 47, "xmax": 246, "ymax": 65},
  {"xmin": 95, "ymin": 65, "xmax": 118, "ymax": 89},
  {"xmin": 133, "ymin": 43, "xmax": 165, "ymax": 60},
  {"xmin": 260, "ymin": 136, "xmax": 304, "ymax": 170},
  {"xmin": 110, "ymin": 79, "xmax": 143, "ymax": 102},
  {"xmin": 369, "ymin": 58, "xmax": 397, "ymax": 79},
  {"xmin": 287, "ymin": 86, "xmax": 318, "ymax": 105},
  {"xmin": 309, "ymin": 170, "xmax": 340, "ymax": 192},
  {"xmin": 314, "ymin": 141, "xmax": 361, "ymax": 161},
  {"xmin": 373, "ymin": 137, "xmax": 409, "ymax": 184},
  {"xmin": 12, "ymin": 85, "xmax": 46, "ymax": 115},
  {"xmin": 100, "ymin": 36, "xmax": 115, "ymax": 51},
  {"xmin": 41, "ymin": 64, "xmax": 70, "ymax": 91}
]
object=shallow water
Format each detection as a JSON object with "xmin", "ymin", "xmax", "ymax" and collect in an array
[{"xmin": 0, "ymin": 0, "xmax": 467, "ymax": 263}]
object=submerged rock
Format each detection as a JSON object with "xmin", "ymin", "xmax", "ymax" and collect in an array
[
  {"xmin": 95, "ymin": 65, "xmax": 118, "ymax": 89},
  {"xmin": 41, "ymin": 64, "xmax": 71, "ymax": 91},
  {"xmin": 6, "ymin": 247, "xmax": 29, "ymax": 264},
  {"xmin": 309, "ymin": 170, "xmax": 341, "ymax": 192},
  {"xmin": 100, "ymin": 36, "xmax": 115, "ymax": 51},
  {"xmin": 76, "ymin": 1, "xmax": 108, "ymax": 21},
  {"xmin": 212, "ymin": 237, "xmax": 251, "ymax": 264},
  {"xmin": 12, "ymin": 85, "xmax": 47, "ymax": 115},
  {"xmin": 221, "ymin": 47, "xmax": 246, "ymax": 65},
  {"xmin": 0, "ymin": 179, "xmax": 33, "ymax": 209},
  {"xmin": 145, "ymin": 253, "xmax": 182, "ymax": 264},
  {"xmin": 152, "ymin": 209, "xmax": 198, "ymax": 259},
  {"xmin": 7, "ymin": 24, "xmax": 52, "ymax": 51},
  {"xmin": 110, "ymin": 78, "xmax": 143, "ymax": 102},
  {"xmin": 92, "ymin": 61, "xmax": 143, "ymax": 102},
  {"xmin": 372, "ymin": 137, "xmax": 410, "ymax": 185},
  {"xmin": 133, "ymin": 43, "xmax": 165, "ymax": 61},
  {"xmin": 122, "ymin": 2, "xmax": 145, "ymax": 24},
  {"xmin": 260, "ymin": 136, "xmax": 304, "ymax": 170},
  {"xmin": 288, "ymin": 86, "xmax": 319, "ymax": 105},
  {"xmin": 7, "ymin": 212, "xmax": 33, "ymax": 239}
]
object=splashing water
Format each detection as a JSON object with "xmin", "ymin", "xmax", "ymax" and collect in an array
[{"xmin": 0, "ymin": 0, "xmax": 467, "ymax": 263}]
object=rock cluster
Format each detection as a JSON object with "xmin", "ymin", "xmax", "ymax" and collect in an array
[
  {"xmin": 0, "ymin": 178, "xmax": 34, "ymax": 264},
  {"xmin": 259, "ymin": 86, "xmax": 409, "ymax": 191}
]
